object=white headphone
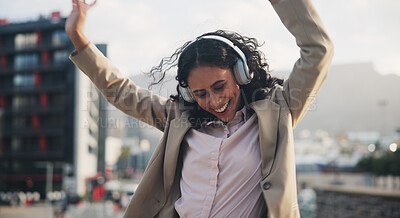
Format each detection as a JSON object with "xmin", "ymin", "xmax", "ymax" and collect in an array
[{"xmin": 178, "ymin": 35, "xmax": 254, "ymax": 103}]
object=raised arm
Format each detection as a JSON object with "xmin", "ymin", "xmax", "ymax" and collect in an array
[
  {"xmin": 65, "ymin": 0, "xmax": 95, "ymax": 51},
  {"xmin": 271, "ymin": 0, "xmax": 334, "ymax": 128},
  {"xmin": 66, "ymin": 0, "xmax": 170, "ymax": 130}
]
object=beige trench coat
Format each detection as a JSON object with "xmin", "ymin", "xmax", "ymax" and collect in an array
[{"xmin": 70, "ymin": 0, "xmax": 333, "ymax": 217}]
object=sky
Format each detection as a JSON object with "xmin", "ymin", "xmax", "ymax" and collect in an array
[{"xmin": 1, "ymin": 0, "xmax": 399, "ymax": 77}]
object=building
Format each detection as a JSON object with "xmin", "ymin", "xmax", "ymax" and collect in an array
[{"xmin": 0, "ymin": 12, "xmax": 107, "ymax": 198}]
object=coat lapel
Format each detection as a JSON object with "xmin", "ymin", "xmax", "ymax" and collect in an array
[
  {"xmin": 249, "ymin": 99, "xmax": 281, "ymax": 178},
  {"xmin": 163, "ymin": 112, "xmax": 191, "ymax": 197}
]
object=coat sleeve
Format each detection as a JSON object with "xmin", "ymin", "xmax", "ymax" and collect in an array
[
  {"xmin": 69, "ymin": 42, "xmax": 170, "ymax": 131},
  {"xmin": 272, "ymin": 0, "xmax": 334, "ymax": 128}
]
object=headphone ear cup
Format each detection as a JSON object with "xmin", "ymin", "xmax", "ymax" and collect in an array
[
  {"xmin": 233, "ymin": 59, "xmax": 253, "ymax": 85},
  {"xmin": 179, "ymin": 85, "xmax": 196, "ymax": 103}
]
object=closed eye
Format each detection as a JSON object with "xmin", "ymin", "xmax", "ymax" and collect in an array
[
  {"xmin": 196, "ymin": 92, "xmax": 207, "ymax": 98},
  {"xmin": 214, "ymin": 84, "xmax": 225, "ymax": 91}
]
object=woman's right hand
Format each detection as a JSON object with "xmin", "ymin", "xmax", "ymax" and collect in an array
[{"xmin": 65, "ymin": 0, "xmax": 97, "ymax": 51}]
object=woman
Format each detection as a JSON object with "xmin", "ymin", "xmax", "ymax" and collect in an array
[{"xmin": 66, "ymin": 0, "xmax": 333, "ymax": 217}]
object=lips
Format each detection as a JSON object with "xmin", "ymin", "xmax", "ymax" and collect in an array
[{"xmin": 213, "ymin": 100, "xmax": 230, "ymax": 114}]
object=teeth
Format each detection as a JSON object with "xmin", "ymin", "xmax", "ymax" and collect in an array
[{"xmin": 214, "ymin": 102, "xmax": 229, "ymax": 113}]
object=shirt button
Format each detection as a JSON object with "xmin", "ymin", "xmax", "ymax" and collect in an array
[{"xmin": 263, "ymin": 182, "xmax": 272, "ymax": 190}]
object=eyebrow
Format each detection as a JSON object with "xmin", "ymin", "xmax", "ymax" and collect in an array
[{"xmin": 192, "ymin": 80, "xmax": 225, "ymax": 94}]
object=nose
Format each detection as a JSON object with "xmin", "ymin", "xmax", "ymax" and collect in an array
[{"xmin": 209, "ymin": 92, "xmax": 222, "ymax": 108}]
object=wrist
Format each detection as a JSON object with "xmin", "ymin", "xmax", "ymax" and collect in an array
[{"xmin": 68, "ymin": 30, "xmax": 89, "ymax": 52}]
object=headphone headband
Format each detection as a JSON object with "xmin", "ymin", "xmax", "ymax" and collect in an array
[{"xmin": 200, "ymin": 35, "xmax": 249, "ymax": 71}]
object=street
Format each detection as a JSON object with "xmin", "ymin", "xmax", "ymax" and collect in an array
[{"xmin": 0, "ymin": 202, "xmax": 124, "ymax": 218}]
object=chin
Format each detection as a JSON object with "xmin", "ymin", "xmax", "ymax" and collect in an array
[{"xmin": 216, "ymin": 113, "xmax": 234, "ymax": 122}]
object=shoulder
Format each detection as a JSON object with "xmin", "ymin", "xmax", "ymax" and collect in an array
[
  {"xmin": 251, "ymin": 85, "xmax": 291, "ymax": 116},
  {"xmin": 165, "ymin": 98, "xmax": 190, "ymax": 120},
  {"xmin": 264, "ymin": 84, "xmax": 288, "ymax": 107}
]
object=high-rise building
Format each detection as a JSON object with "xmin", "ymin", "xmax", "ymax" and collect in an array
[{"xmin": 0, "ymin": 12, "xmax": 107, "ymax": 198}]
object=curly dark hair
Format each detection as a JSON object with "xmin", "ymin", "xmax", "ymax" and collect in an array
[{"xmin": 148, "ymin": 30, "xmax": 283, "ymax": 128}]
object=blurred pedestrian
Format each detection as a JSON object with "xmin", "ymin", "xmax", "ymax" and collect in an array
[{"xmin": 59, "ymin": 189, "xmax": 70, "ymax": 218}]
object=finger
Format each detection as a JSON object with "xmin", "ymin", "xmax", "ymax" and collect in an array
[
  {"xmin": 76, "ymin": 0, "xmax": 86, "ymax": 9},
  {"xmin": 72, "ymin": 0, "xmax": 78, "ymax": 8},
  {"xmin": 87, "ymin": 0, "xmax": 97, "ymax": 9},
  {"xmin": 72, "ymin": 0, "xmax": 83, "ymax": 5}
]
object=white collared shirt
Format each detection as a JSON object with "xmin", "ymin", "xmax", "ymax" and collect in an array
[{"xmin": 175, "ymin": 107, "xmax": 265, "ymax": 217}]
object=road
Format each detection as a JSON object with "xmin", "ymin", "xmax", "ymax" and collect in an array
[{"xmin": 0, "ymin": 201, "xmax": 124, "ymax": 218}]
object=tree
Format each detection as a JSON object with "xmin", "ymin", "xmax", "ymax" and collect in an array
[{"xmin": 356, "ymin": 151, "xmax": 400, "ymax": 176}]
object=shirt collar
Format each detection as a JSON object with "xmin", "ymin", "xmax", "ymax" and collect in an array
[{"xmin": 201, "ymin": 106, "xmax": 249, "ymax": 129}]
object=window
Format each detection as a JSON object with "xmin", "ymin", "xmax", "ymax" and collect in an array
[
  {"xmin": 51, "ymin": 116, "xmax": 65, "ymax": 128},
  {"xmin": 12, "ymin": 96, "xmax": 23, "ymax": 109},
  {"xmin": 42, "ymin": 72, "xmax": 63, "ymax": 87},
  {"xmin": 13, "ymin": 74, "xmax": 35, "ymax": 88},
  {"xmin": 0, "ymin": 76, "xmax": 12, "ymax": 90},
  {"xmin": 0, "ymin": 139, "xmax": 6, "ymax": 154},
  {"xmin": 24, "ymin": 137, "xmax": 36, "ymax": 152},
  {"xmin": 49, "ymin": 137, "xmax": 64, "ymax": 152},
  {"xmin": 50, "ymin": 93, "xmax": 66, "ymax": 106},
  {"xmin": 12, "ymin": 95, "xmax": 36, "ymax": 109},
  {"xmin": 53, "ymin": 50, "xmax": 69, "ymax": 65},
  {"xmin": 12, "ymin": 116, "xmax": 28, "ymax": 129},
  {"xmin": 42, "ymin": 115, "xmax": 65, "ymax": 129},
  {"xmin": 15, "ymin": 33, "xmax": 38, "ymax": 50},
  {"xmin": 11, "ymin": 137, "xmax": 22, "ymax": 152},
  {"xmin": 14, "ymin": 54, "xmax": 39, "ymax": 70},
  {"xmin": 12, "ymin": 160, "xmax": 21, "ymax": 171},
  {"xmin": 52, "ymin": 30, "xmax": 69, "ymax": 47}
]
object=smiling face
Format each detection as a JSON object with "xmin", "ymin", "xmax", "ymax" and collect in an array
[{"xmin": 187, "ymin": 65, "xmax": 242, "ymax": 122}]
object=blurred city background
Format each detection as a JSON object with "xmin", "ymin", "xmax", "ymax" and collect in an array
[{"xmin": 0, "ymin": 0, "xmax": 399, "ymax": 217}]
